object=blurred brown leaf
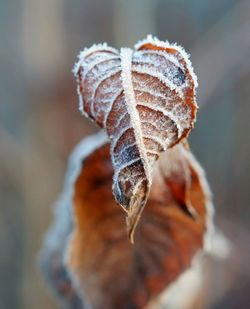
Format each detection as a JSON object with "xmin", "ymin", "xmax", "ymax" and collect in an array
[{"xmin": 58, "ymin": 132, "xmax": 212, "ymax": 309}]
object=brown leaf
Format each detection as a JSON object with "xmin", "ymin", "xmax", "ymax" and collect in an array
[
  {"xmin": 65, "ymin": 132, "xmax": 212, "ymax": 309},
  {"xmin": 74, "ymin": 35, "xmax": 198, "ymax": 240},
  {"xmin": 39, "ymin": 133, "xmax": 110, "ymax": 307}
]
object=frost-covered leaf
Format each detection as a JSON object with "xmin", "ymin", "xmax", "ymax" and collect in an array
[
  {"xmin": 64, "ymin": 133, "xmax": 212, "ymax": 309},
  {"xmin": 74, "ymin": 35, "xmax": 198, "ymax": 240}
]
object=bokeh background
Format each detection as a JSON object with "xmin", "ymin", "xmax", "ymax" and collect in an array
[{"xmin": 0, "ymin": 0, "xmax": 250, "ymax": 308}]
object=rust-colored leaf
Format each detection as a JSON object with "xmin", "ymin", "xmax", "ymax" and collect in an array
[
  {"xmin": 74, "ymin": 35, "xmax": 198, "ymax": 240},
  {"xmin": 62, "ymin": 132, "xmax": 213, "ymax": 309}
]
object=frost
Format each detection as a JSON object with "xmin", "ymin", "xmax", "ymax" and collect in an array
[
  {"xmin": 132, "ymin": 64, "xmax": 184, "ymax": 99},
  {"xmin": 135, "ymin": 34, "xmax": 198, "ymax": 88},
  {"xmin": 120, "ymin": 47, "xmax": 151, "ymax": 182},
  {"xmin": 72, "ymin": 43, "xmax": 118, "ymax": 76}
]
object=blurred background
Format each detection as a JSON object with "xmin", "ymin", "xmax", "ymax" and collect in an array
[{"xmin": 0, "ymin": 0, "xmax": 250, "ymax": 308}]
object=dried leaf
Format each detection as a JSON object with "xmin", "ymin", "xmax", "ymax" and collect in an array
[
  {"xmin": 64, "ymin": 132, "xmax": 212, "ymax": 309},
  {"xmin": 74, "ymin": 35, "xmax": 198, "ymax": 240},
  {"xmin": 39, "ymin": 132, "xmax": 109, "ymax": 307}
]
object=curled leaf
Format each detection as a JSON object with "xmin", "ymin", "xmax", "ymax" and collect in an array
[
  {"xmin": 39, "ymin": 132, "xmax": 108, "ymax": 308},
  {"xmin": 74, "ymin": 35, "xmax": 198, "ymax": 240},
  {"xmin": 61, "ymin": 132, "xmax": 212, "ymax": 309}
]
